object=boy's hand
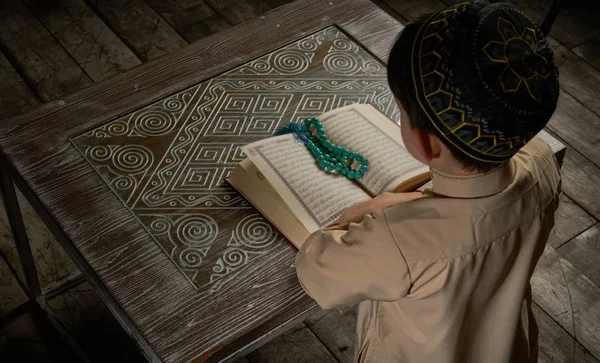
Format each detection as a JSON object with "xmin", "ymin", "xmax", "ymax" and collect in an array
[{"xmin": 331, "ymin": 192, "xmax": 422, "ymax": 227}]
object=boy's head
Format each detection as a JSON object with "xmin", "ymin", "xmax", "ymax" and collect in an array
[{"xmin": 388, "ymin": 1, "xmax": 559, "ymax": 173}]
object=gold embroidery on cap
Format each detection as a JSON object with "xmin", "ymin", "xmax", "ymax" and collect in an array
[
  {"xmin": 410, "ymin": 3, "xmax": 546, "ymax": 162},
  {"xmin": 483, "ymin": 17, "xmax": 549, "ymax": 102}
]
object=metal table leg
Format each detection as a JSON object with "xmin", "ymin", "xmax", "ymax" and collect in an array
[
  {"xmin": 0, "ymin": 168, "xmax": 41, "ymax": 298},
  {"xmin": 541, "ymin": 0, "xmax": 562, "ymax": 35}
]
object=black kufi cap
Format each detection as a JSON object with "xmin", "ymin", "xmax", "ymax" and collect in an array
[{"xmin": 411, "ymin": 0, "xmax": 559, "ymax": 162}]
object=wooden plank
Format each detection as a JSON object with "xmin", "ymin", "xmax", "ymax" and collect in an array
[
  {"xmin": 44, "ymin": 281, "xmax": 146, "ymax": 363},
  {"xmin": 305, "ymin": 305, "xmax": 357, "ymax": 363},
  {"xmin": 293, "ymin": 299, "xmax": 600, "ymax": 363},
  {"xmin": 206, "ymin": 0, "xmax": 272, "ymax": 25},
  {"xmin": 531, "ymin": 244, "xmax": 600, "ymax": 360},
  {"xmin": 383, "ymin": 0, "xmax": 445, "ymax": 21},
  {"xmin": 0, "ymin": 302, "xmax": 84, "ymax": 363},
  {"xmin": 144, "ymin": 0, "xmax": 231, "ymax": 42},
  {"xmin": 559, "ymin": 57, "xmax": 600, "ymax": 117},
  {"xmin": 206, "ymin": 304, "xmax": 318, "ymax": 363},
  {"xmin": 557, "ymin": 224, "xmax": 600, "ymax": 288},
  {"xmin": 0, "ymin": 0, "xmax": 93, "ymax": 102},
  {"xmin": 263, "ymin": 0, "xmax": 295, "ymax": 8},
  {"xmin": 439, "ymin": 0, "xmax": 600, "ymax": 48},
  {"xmin": 0, "ymin": 187, "xmax": 79, "ymax": 291},
  {"xmin": 534, "ymin": 303, "xmax": 599, "ymax": 363},
  {"xmin": 560, "ymin": 143, "xmax": 600, "ymax": 220},
  {"xmin": 512, "ymin": 0, "xmax": 600, "ymax": 49},
  {"xmin": 0, "ymin": 311, "xmax": 57, "ymax": 362},
  {"xmin": 573, "ymin": 36, "xmax": 600, "ymax": 70},
  {"xmin": 547, "ymin": 36, "xmax": 579, "ymax": 68},
  {"xmin": 24, "ymin": 0, "xmax": 141, "ymax": 82},
  {"xmin": 85, "ymin": 0, "xmax": 188, "ymax": 62},
  {"xmin": 547, "ymin": 194, "xmax": 596, "ymax": 249},
  {"xmin": 0, "ymin": 254, "xmax": 28, "ymax": 319},
  {"xmin": 0, "ymin": 51, "xmax": 40, "ymax": 119},
  {"xmin": 537, "ymin": 0, "xmax": 600, "ymax": 49},
  {"xmin": 0, "ymin": 2, "xmax": 405, "ymax": 362},
  {"xmin": 246, "ymin": 323, "xmax": 337, "ymax": 363},
  {"xmin": 546, "ymin": 91, "xmax": 600, "ymax": 167}
]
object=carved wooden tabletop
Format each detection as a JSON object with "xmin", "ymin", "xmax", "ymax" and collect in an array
[
  {"xmin": 70, "ymin": 25, "xmax": 399, "ymax": 290},
  {"xmin": 0, "ymin": 1, "xmax": 405, "ymax": 361}
]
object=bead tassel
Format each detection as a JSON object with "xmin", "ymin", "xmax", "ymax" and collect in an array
[{"xmin": 278, "ymin": 117, "xmax": 369, "ymax": 180}]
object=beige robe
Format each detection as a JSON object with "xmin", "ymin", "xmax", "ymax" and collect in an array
[{"xmin": 295, "ymin": 137, "xmax": 561, "ymax": 363}]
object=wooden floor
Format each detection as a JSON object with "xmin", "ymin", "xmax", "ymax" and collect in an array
[{"xmin": 0, "ymin": 0, "xmax": 599, "ymax": 362}]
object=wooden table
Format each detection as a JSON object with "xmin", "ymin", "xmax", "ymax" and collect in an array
[{"xmin": 0, "ymin": 1, "xmax": 565, "ymax": 362}]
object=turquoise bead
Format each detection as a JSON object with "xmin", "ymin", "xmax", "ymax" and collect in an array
[{"xmin": 296, "ymin": 116, "xmax": 368, "ymax": 180}]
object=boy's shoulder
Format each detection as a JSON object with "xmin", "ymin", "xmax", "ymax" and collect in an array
[
  {"xmin": 377, "ymin": 195, "xmax": 483, "ymax": 260},
  {"xmin": 377, "ymin": 137, "xmax": 561, "ymax": 260},
  {"xmin": 518, "ymin": 136, "xmax": 559, "ymax": 166}
]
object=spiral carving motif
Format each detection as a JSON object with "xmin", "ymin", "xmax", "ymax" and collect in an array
[
  {"xmin": 175, "ymin": 215, "xmax": 218, "ymax": 247},
  {"xmin": 363, "ymin": 60, "xmax": 383, "ymax": 74},
  {"xmin": 242, "ymin": 59, "xmax": 271, "ymax": 74},
  {"xmin": 222, "ymin": 248, "xmax": 247, "ymax": 268},
  {"xmin": 234, "ymin": 214, "xmax": 278, "ymax": 249},
  {"xmin": 134, "ymin": 109, "xmax": 176, "ymax": 136},
  {"xmin": 113, "ymin": 145, "xmax": 153, "ymax": 173},
  {"xmin": 106, "ymin": 121, "xmax": 129, "ymax": 136},
  {"xmin": 112, "ymin": 175, "xmax": 135, "ymax": 190},
  {"xmin": 298, "ymin": 38, "xmax": 319, "ymax": 51},
  {"xmin": 163, "ymin": 97, "xmax": 185, "ymax": 112},
  {"xmin": 332, "ymin": 37, "xmax": 355, "ymax": 51},
  {"xmin": 323, "ymin": 53, "xmax": 360, "ymax": 75},
  {"xmin": 272, "ymin": 51, "xmax": 310, "ymax": 75},
  {"xmin": 88, "ymin": 145, "xmax": 112, "ymax": 161},
  {"xmin": 178, "ymin": 247, "xmax": 204, "ymax": 269},
  {"xmin": 149, "ymin": 217, "xmax": 171, "ymax": 234}
]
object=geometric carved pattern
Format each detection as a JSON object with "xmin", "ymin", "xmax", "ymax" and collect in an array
[{"xmin": 72, "ymin": 26, "xmax": 399, "ymax": 289}]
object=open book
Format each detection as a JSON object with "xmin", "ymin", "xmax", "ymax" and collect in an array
[{"xmin": 227, "ymin": 104, "xmax": 430, "ymax": 250}]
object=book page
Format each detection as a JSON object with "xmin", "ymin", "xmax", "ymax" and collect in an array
[
  {"xmin": 243, "ymin": 135, "xmax": 371, "ymax": 233},
  {"xmin": 319, "ymin": 104, "xmax": 428, "ymax": 195}
]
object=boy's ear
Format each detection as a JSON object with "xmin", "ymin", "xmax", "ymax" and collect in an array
[{"xmin": 411, "ymin": 127, "xmax": 443, "ymax": 162}]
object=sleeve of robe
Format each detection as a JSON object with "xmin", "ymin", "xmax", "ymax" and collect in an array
[{"xmin": 295, "ymin": 209, "xmax": 412, "ymax": 309}]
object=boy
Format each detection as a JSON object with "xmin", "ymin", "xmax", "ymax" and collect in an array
[{"xmin": 295, "ymin": 1, "xmax": 561, "ymax": 362}]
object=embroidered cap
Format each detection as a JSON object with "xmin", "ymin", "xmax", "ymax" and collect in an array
[{"xmin": 411, "ymin": 0, "xmax": 559, "ymax": 163}]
